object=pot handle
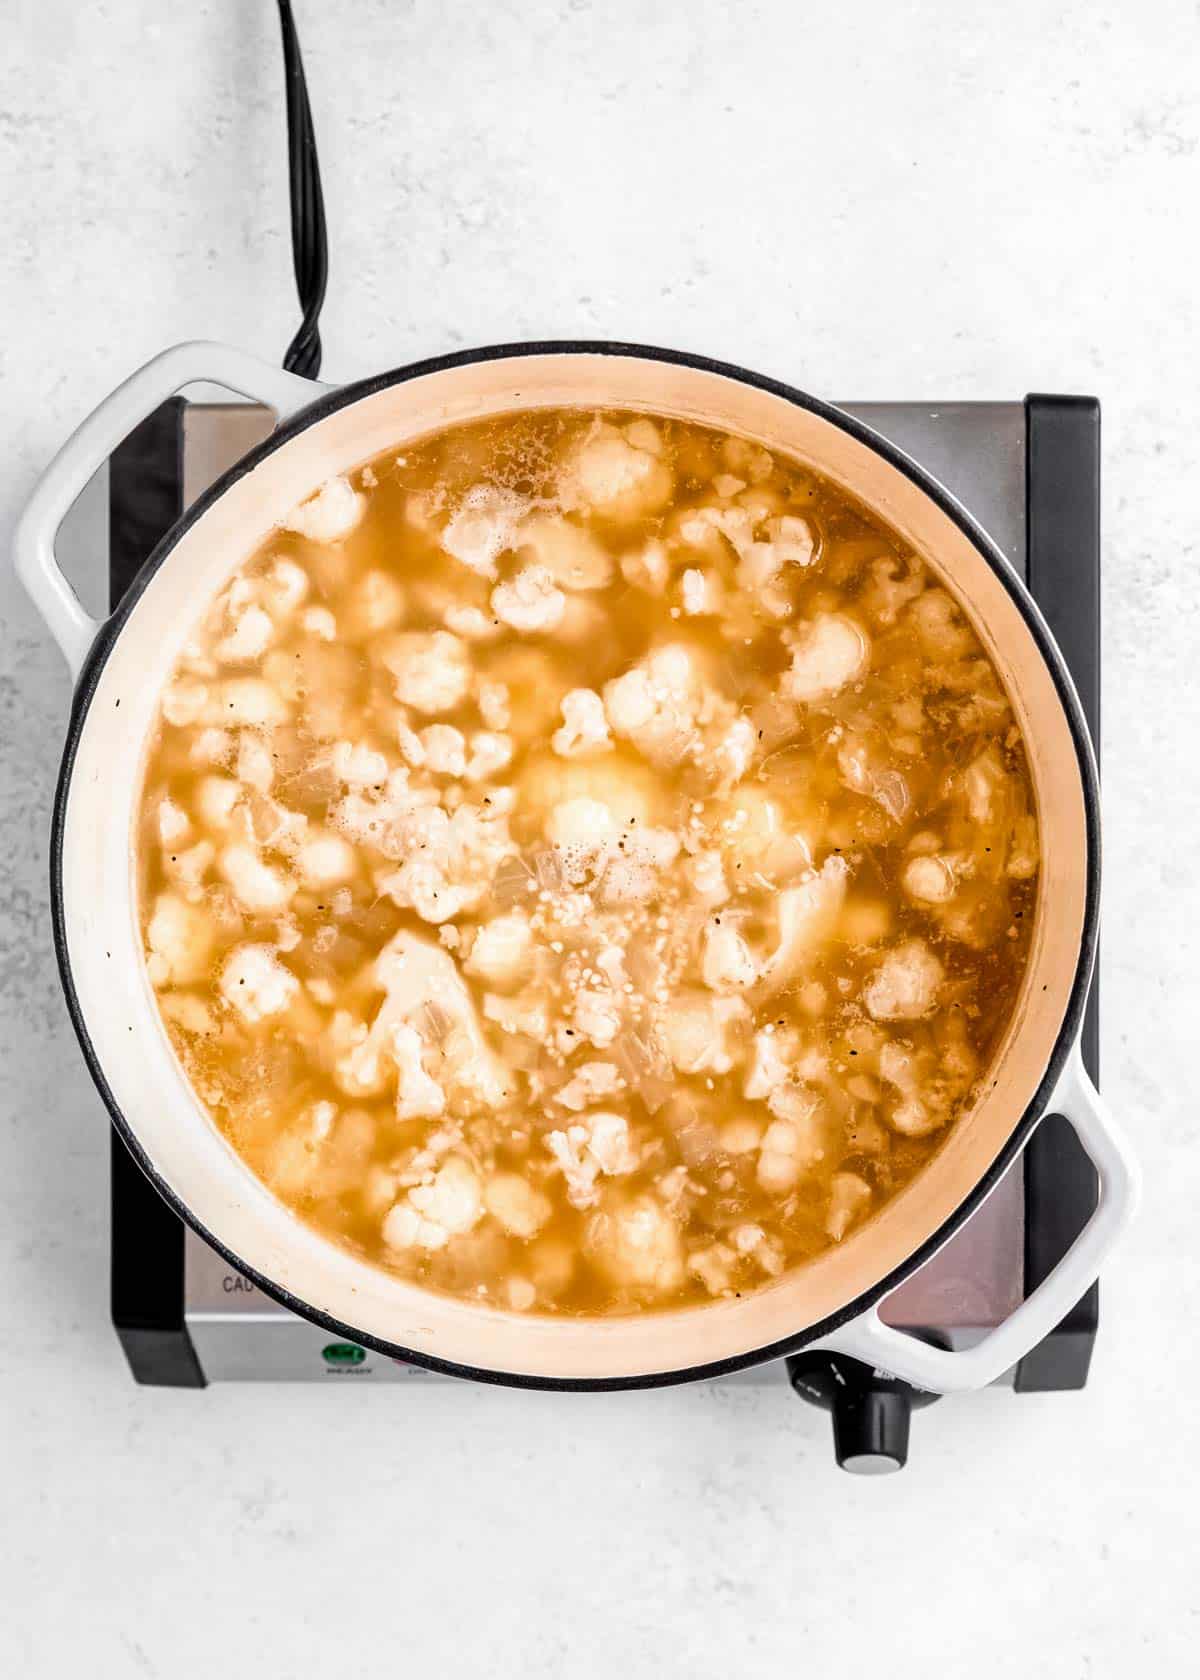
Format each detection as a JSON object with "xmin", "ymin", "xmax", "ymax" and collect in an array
[
  {"xmin": 810, "ymin": 1042, "xmax": 1139, "ymax": 1393},
  {"xmin": 13, "ymin": 341, "xmax": 330, "ymax": 680}
]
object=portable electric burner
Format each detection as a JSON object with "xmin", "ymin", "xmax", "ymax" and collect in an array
[
  {"xmin": 24, "ymin": 0, "xmax": 1109, "ymax": 1473},
  {"xmin": 87, "ymin": 389, "xmax": 1101, "ymax": 1471}
]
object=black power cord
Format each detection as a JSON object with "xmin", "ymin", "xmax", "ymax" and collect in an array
[{"xmin": 276, "ymin": 0, "xmax": 328, "ymax": 379}]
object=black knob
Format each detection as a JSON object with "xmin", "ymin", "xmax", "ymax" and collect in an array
[{"xmin": 786, "ymin": 1349, "xmax": 940, "ymax": 1475}]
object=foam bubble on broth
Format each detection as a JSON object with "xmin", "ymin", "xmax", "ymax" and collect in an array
[{"xmin": 137, "ymin": 409, "xmax": 1041, "ymax": 1316}]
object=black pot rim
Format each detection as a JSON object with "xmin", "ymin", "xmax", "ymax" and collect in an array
[{"xmin": 50, "ymin": 338, "xmax": 1101, "ymax": 1391}]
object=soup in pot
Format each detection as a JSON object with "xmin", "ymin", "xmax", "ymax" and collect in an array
[{"xmin": 137, "ymin": 409, "xmax": 1040, "ymax": 1315}]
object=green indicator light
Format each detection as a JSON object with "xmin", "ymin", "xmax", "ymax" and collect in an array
[{"xmin": 322, "ymin": 1342, "xmax": 366, "ymax": 1367}]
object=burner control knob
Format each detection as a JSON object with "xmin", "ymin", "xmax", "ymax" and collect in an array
[{"xmin": 786, "ymin": 1349, "xmax": 941, "ymax": 1475}]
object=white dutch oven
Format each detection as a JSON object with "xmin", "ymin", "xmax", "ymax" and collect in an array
[{"xmin": 14, "ymin": 339, "xmax": 1139, "ymax": 1391}]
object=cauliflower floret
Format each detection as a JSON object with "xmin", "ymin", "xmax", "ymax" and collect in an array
[
  {"xmin": 383, "ymin": 859, "xmax": 484, "ymax": 924},
  {"xmin": 464, "ymin": 731, "xmax": 513, "ymax": 783},
  {"xmin": 444, "ymin": 603, "xmax": 502, "ymax": 642},
  {"xmin": 391, "ymin": 1021, "xmax": 446, "ymax": 1120},
  {"xmin": 517, "ymin": 510, "xmax": 613, "ymax": 590},
  {"xmin": 675, "ymin": 502, "xmax": 755, "ymax": 564},
  {"xmin": 477, "ymin": 680, "xmax": 511, "ymax": 731},
  {"xmin": 420, "ymin": 724, "xmax": 467, "ymax": 778},
  {"xmin": 701, "ymin": 918, "xmax": 759, "ymax": 992},
  {"xmin": 586, "ymin": 1110, "xmax": 640, "ymax": 1175},
  {"xmin": 161, "ymin": 680, "xmax": 210, "ymax": 728},
  {"xmin": 767, "ymin": 513, "xmax": 816, "ymax": 566},
  {"xmin": 552, "ymin": 688, "xmax": 613, "ymax": 758},
  {"xmin": 190, "ymin": 726, "xmax": 233, "ymax": 767},
  {"xmin": 545, "ymin": 795, "xmax": 617, "ymax": 851},
  {"xmin": 491, "ymin": 566, "xmax": 566, "ymax": 634},
  {"xmin": 546, "ymin": 1110, "xmax": 638, "ymax": 1209},
  {"xmin": 554, "ymin": 1060, "xmax": 624, "ymax": 1112},
  {"xmin": 441, "ymin": 486, "xmax": 527, "ymax": 578},
  {"xmin": 282, "ymin": 475, "xmax": 365, "ymax": 544},
  {"xmin": 219, "ymin": 845, "xmax": 295, "ymax": 915},
  {"xmin": 758, "ymin": 855, "xmax": 849, "ymax": 990},
  {"xmin": 735, "ymin": 514, "xmax": 816, "ymax": 590},
  {"xmin": 378, "ymin": 630, "xmax": 471, "ymax": 715},
  {"xmin": 720, "ymin": 1116, "xmax": 763, "ymax": 1154},
  {"xmin": 781, "ymin": 613, "xmax": 870, "ymax": 703},
  {"xmin": 296, "ymin": 831, "xmax": 357, "ymax": 888},
  {"xmin": 522, "ymin": 753, "xmax": 656, "ymax": 837},
  {"xmin": 157, "ymin": 798, "xmax": 191, "ymax": 848},
  {"xmin": 347, "ymin": 570, "xmax": 405, "ymax": 635},
  {"xmin": 860, "ymin": 556, "xmax": 926, "ymax": 627},
  {"xmin": 863, "ymin": 938, "xmax": 944, "ymax": 1021},
  {"xmin": 620, "ymin": 538, "xmax": 671, "ymax": 595},
  {"xmin": 484, "ymin": 989, "xmax": 550, "ymax": 1041},
  {"xmin": 908, "ymin": 587, "xmax": 976, "ymax": 660},
  {"xmin": 464, "ymin": 913, "xmax": 532, "ymax": 985},
  {"xmin": 327, "ymin": 1011, "xmax": 388, "ymax": 1097},
  {"xmin": 329, "ymin": 767, "xmax": 440, "ymax": 857},
  {"xmin": 572, "ymin": 986, "xmax": 622, "ymax": 1049},
  {"xmin": 731, "ymin": 1221, "xmax": 785, "ymax": 1275},
  {"xmin": 158, "ymin": 991, "xmax": 218, "ymax": 1037},
  {"xmin": 598, "ymin": 824, "xmax": 681, "ymax": 906},
  {"xmin": 544, "ymin": 1129, "xmax": 598, "ymax": 1209},
  {"xmin": 743, "ymin": 1027, "xmax": 793, "ymax": 1101},
  {"xmin": 378, "ymin": 801, "xmax": 515, "ymax": 924},
  {"xmin": 684, "ymin": 849, "xmax": 729, "ymax": 907},
  {"xmin": 373, "ymin": 929, "xmax": 510, "ymax": 1111},
  {"xmin": 195, "ymin": 774, "xmax": 242, "ymax": 831},
  {"xmin": 507, "ymin": 1277, "xmax": 537, "ymax": 1310},
  {"xmin": 603, "ymin": 649, "xmax": 675, "ymax": 735},
  {"xmin": 214, "ymin": 603, "xmax": 275, "ymax": 665},
  {"xmin": 902, "ymin": 853, "xmax": 958, "ymax": 904},
  {"xmin": 825, "ymin": 1171, "xmax": 872, "ymax": 1241},
  {"xmin": 688, "ymin": 1243, "xmax": 736, "ymax": 1297},
  {"xmin": 383, "ymin": 1157, "xmax": 482, "ymax": 1252},
  {"xmin": 658, "ymin": 992, "xmax": 748, "ymax": 1075},
  {"xmin": 602, "ymin": 643, "xmax": 703, "ymax": 767},
  {"xmin": 1007, "ymin": 815, "xmax": 1040, "ymax": 881},
  {"xmin": 710, "ymin": 714, "xmax": 756, "ymax": 788},
  {"xmin": 757, "ymin": 1113, "xmax": 822, "ymax": 1194},
  {"xmin": 403, "ymin": 488, "xmax": 444, "ymax": 533},
  {"xmin": 560, "ymin": 422, "xmax": 673, "ymax": 523},
  {"xmin": 679, "ymin": 568, "xmax": 723, "ymax": 616},
  {"xmin": 300, "ymin": 604, "xmax": 337, "ymax": 641},
  {"xmin": 146, "ymin": 893, "xmax": 213, "ymax": 987},
  {"xmin": 390, "ymin": 716, "xmax": 426, "ymax": 767},
  {"xmin": 218, "ymin": 677, "xmax": 291, "ymax": 729},
  {"xmin": 961, "ymin": 746, "xmax": 1009, "ymax": 825},
  {"xmin": 484, "ymin": 1173, "xmax": 552, "ymax": 1239},
  {"xmin": 330, "ymin": 740, "xmax": 390, "ymax": 789},
  {"xmin": 218, "ymin": 943, "xmax": 299, "ymax": 1024},
  {"xmin": 260, "ymin": 557, "xmax": 309, "ymax": 617},
  {"xmin": 543, "ymin": 795, "xmax": 622, "ymax": 886},
  {"xmin": 588, "ymin": 1194, "xmax": 685, "ymax": 1293},
  {"xmin": 878, "ymin": 1040, "xmax": 948, "ymax": 1137},
  {"xmin": 165, "ymin": 839, "xmax": 215, "ymax": 898},
  {"xmin": 236, "ymin": 734, "xmax": 275, "ymax": 794}
]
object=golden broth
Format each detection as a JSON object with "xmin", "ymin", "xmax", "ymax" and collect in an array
[{"xmin": 137, "ymin": 409, "xmax": 1039, "ymax": 1315}]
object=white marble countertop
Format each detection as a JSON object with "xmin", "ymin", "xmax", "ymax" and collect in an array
[{"xmin": 2, "ymin": 2, "xmax": 1197, "ymax": 1673}]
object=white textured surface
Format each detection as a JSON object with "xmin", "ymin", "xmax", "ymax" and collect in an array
[{"xmin": 2, "ymin": 1, "xmax": 1197, "ymax": 1672}]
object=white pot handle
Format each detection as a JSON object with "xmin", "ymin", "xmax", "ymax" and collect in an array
[
  {"xmin": 811, "ymin": 1041, "xmax": 1139, "ymax": 1393},
  {"xmin": 13, "ymin": 340, "xmax": 330, "ymax": 680}
]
